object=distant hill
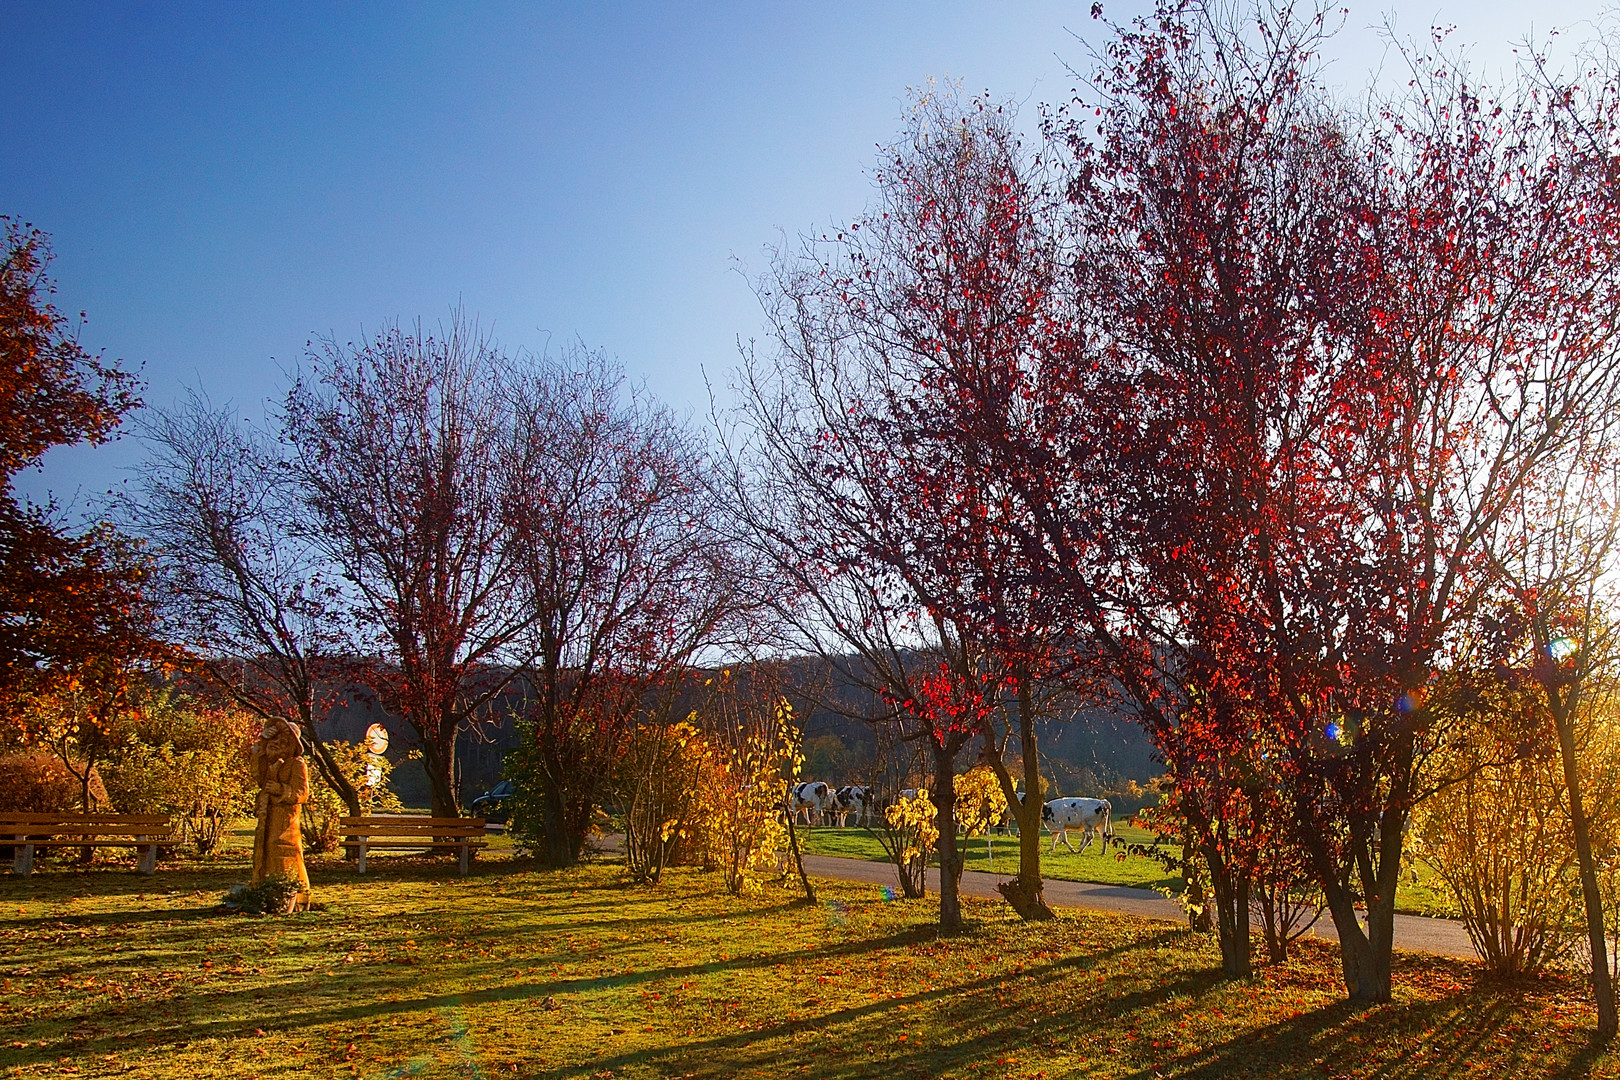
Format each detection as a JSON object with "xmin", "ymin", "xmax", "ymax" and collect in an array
[{"xmin": 310, "ymin": 654, "xmax": 1160, "ymax": 810}]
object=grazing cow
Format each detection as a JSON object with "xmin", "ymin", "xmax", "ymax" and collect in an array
[
  {"xmin": 1042, "ymin": 797, "xmax": 1113, "ymax": 854},
  {"xmin": 788, "ymin": 781, "xmax": 836, "ymax": 826},
  {"xmin": 833, "ymin": 785, "xmax": 874, "ymax": 827}
]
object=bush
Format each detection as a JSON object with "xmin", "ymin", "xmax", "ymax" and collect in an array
[
  {"xmin": 617, "ymin": 720, "xmax": 723, "ymax": 884},
  {"xmin": 1416, "ymin": 749, "xmax": 1582, "ymax": 975},
  {"xmin": 301, "ymin": 739, "xmax": 405, "ymax": 854},
  {"xmin": 881, "ymin": 789, "xmax": 938, "ymax": 900},
  {"xmin": 703, "ymin": 694, "xmax": 795, "ymax": 896},
  {"xmin": 222, "ymin": 874, "xmax": 305, "ymax": 915},
  {"xmin": 0, "ymin": 750, "xmax": 104, "ymax": 812},
  {"xmin": 1411, "ymin": 677, "xmax": 1603, "ymax": 977},
  {"xmin": 98, "ymin": 690, "xmax": 257, "ymax": 855}
]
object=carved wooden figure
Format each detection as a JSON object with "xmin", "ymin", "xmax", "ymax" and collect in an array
[{"xmin": 250, "ymin": 717, "xmax": 311, "ymax": 904}]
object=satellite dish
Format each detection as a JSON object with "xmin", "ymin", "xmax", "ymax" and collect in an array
[{"xmin": 364, "ymin": 723, "xmax": 390, "ymax": 756}]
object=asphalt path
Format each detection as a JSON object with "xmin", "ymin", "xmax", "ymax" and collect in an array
[{"xmin": 798, "ymin": 852, "xmax": 1478, "ymax": 960}]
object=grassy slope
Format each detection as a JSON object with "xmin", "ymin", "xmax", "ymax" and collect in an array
[
  {"xmin": 0, "ymin": 847, "xmax": 1611, "ymax": 1080},
  {"xmin": 798, "ymin": 822, "xmax": 1462, "ymax": 918}
]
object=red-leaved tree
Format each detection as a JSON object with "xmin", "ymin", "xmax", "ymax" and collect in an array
[
  {"xmin": 283, "ymin": 316, "xmax": 531, "ymax": 818},
  {"xmin": 502, "ymin": 347, "xmax": 748, "ymax": 866}
]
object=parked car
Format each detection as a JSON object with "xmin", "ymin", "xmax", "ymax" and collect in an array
[{"xmin": 470, "ymin": 779, "xmax": 516, "ymax": 823}]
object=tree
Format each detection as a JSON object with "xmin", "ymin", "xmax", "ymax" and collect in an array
[
  {"xmin": 727, "ymin": 332, "xmax": 985, "ymax": 929},
  {"xmin": 125, "ymin": 393, "xmax": 362, "ymax": 814},
  {"xmin": 1263, "ymin": 24, "xmax": 1620, "ymax": 1003},
  {"xmin": 1016, "ymin": 1, "xmax": 1620, "ymax": 999},
  {"xmin": 0, "ymin": 218, "xmax": 144, "ymax": 721},
  {"xmin": 502, "ymin": 348, "xmax": 747, "ymax": 865},
  {"xmin": 283, "ymin": 316, "xmax": 530, "ymax": 818},
  {"xmin": 729, "ymin": 89, "xmax": 1080, "ymax": 926},
  {"xmin": 1488, "ymin": 451, "xmax": 1620, "ymax": 1032}
]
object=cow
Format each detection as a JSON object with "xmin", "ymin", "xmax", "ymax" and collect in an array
[
  {"xmin": 833, "ymin": 784, "xmax": 875, "ymax": 827},
  {"xmin": 788, "ymin": 781, "xmax": 837, "ymax": 826},
  {"xmin": 1042, "ymin": 797, "xmax": 1113, "ymax": 855}
]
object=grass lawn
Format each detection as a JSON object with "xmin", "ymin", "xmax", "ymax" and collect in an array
[
  {"xmin": 0, "ymin": 844, "xmax": 1611, "ymax": 1079},
  {"xmin": 798, "ymin": 823, "xmax": 1463, "ymax": 919}
]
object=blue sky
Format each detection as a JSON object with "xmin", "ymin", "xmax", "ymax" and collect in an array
[{"xmin": 3, "ymin": 1, "xmax": 1613, "ymax": 514}]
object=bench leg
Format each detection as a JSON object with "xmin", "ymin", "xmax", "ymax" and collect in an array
[
  {"xmin": 357, "ymin": 842, "xmax": 367, "ymax": 874},
  {"xmin": 459, "ymin": 843, "xmax": 470, "ymax": 876},
  {"xmin": 138, "ymin": 843, "xmax": 157, "ymax": 875},
  {"xmin": 13, "ymin": 843, "xmax": 32, "ymax": 876}
]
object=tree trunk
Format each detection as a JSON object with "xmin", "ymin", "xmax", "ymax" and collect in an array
[
  {"xmin": 1554, "ymin": 701, "xmax": 1618, "ymax": 1043},
  {"xmin": 933, "ymin": 743, "xmax": 964, "ymax": 933},
  {"xmin": 784, "ymin": 808, "xmax": 817, "ymax": 905},
  {"xmin": 303, "ymin": 726, "xmax": 363, "ymax": 816},
  {"xmin": 1321, "ymin": 882, "xmax": 1392, "ymax": 1003},
  {"xmin": 985, "ymin": 678, "xmax": 1054, "ymax": 920},
  {"xmin": 1316, "ymin": 821, "xmax": 1402, "ymax": 1004},
  {"xmin": 1203, "ymin": 839, "xmax": 1252, "ymax": 978},
  {"xmin": 420, "ymin": 736, "xmax": 461, "ymax": 819},
  {"xmin": 540, "ymin": 782, "xmax": 581, "ymax": 866}
]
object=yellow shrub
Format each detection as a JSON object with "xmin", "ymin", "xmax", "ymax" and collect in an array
[
  {"xmin": 953, "ymin": 766, "xmax": 1008, "ymax": 837},
  {"xmin": 1411, "ymin": 684, "xmax": 1620, "ymax": 976}
]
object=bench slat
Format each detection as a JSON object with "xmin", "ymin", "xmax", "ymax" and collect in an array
[
  {"xmin": 0, "ymin": 814, "xmax": 169, "ymax": 825},
  {"xmin": 1, "ymin": 835, "xmax": 174, "ymax": 841},
  {"xmin": 339, "ymin": 817, "xmax": 483, "ymax": 828},
  {"xmin": 336, "ymin": 835, "xmax": 482, "ymax": 841},
  {"xmin": 15, "ymin": 840, "xmax": 166, "ymax": 848},
  {"xmin": 341, "ymin": 841, "xmax": 487, "ymax": 849}
]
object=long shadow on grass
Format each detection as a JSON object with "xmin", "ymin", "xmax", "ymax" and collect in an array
[
  {"xmin": 0, "ymin": 870, "xmax": 243, "ymax": 902},
  {"xmin": 2, "ymin": 904, "xmax": 229, "ymax": 930},
  {"xmin": 541, "ymin": 901, "xmax": 807, "ymax": 933},
  {"xmin": 41, "ymin": 921, "xmax": 981, "ymax": 1056},
  {"xmin": 515, "ymin": 927, "xmax": 1193, "ymax": 1079},
  {"xmin": 0, "ymin": 923, "xmax": 1189, "ymax": 1072},
  {"xmin": 1090, "ymin": 971, "xmax": 1598, "ymax": 1080}
]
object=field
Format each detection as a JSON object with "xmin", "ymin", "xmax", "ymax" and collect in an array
[
  {"xmin": 0, "ymin": 843, "xmax": 1612, "ymax": 1080},
  {"xmin": 797, "ymin": 821, "xmax": 1462, "ymax": 918}
]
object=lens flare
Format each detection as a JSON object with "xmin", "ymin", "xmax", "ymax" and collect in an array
[
  {"xmin": 1324, "ymin": 722, "xmax": 1341, "ymax": 742},
  {"xmin": 1549, "ymin": 637, "xmax": 1578, "ymax": 662},
  {"xmin": 825, "ymin": 898, "xmax": 850, "ymax": 926},
  {"xmin": 879, "ymin": 885, "xmax": 897, "ymax": 902},
  {"xmin": 1396, "ymin": 688, "xmax": 1425, "ymax": 714}
]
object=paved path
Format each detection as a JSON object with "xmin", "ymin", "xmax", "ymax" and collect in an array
[{"xmin": 799, "ymin": 853, "xmax": 1478, "ymax": 960}]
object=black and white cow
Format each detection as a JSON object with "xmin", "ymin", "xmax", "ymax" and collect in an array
[
  {"xmin": 833, "ymin": 785, "xmax": 875, "ymax": 827},
  {"xmin": 1042, "ymin": 797, "xmax": 1113, "ymax": 854},
  {"xmin": 788, "ymin": 781, "xmax": 837, "ymax": 826}
]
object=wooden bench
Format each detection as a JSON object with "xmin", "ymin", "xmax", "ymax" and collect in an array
[
  {"xmin": 340, "ymin": 816, "xmax": 486, "ymax": 875},
  {"xmin": 2, "ymin": 813, "xmax": 175, "ymax": 875}
]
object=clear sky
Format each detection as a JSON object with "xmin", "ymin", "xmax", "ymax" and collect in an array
[{"xmin": 3, "ymin": 1, "xmax": 1613, "ymax": 514}]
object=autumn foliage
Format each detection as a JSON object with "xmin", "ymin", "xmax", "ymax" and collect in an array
[
  {"xmin": 0, "ymin": 218, "xmax": 148, "ymax": 723},
  {"xmin": 740, "ymin": 0, "xmax": 1620, "ymax": 1014}
]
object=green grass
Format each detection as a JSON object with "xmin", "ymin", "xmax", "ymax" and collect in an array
[
  {"xmin": 798, "ymin": 823, "xmax": 1464, "ymax": 918},
  {"xmin": 0, "ymin": 845, "xmax": 1610, "ymax": 1079}
]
